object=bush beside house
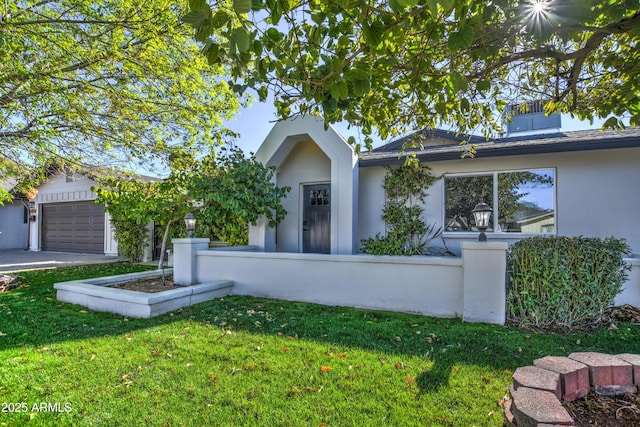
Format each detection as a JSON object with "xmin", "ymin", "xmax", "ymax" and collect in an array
[{"xmin": 506, "ymin": 236, "xmax": 631, "ymax": 330}]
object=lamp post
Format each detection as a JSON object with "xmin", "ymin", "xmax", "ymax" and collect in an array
[
  {"xmin": 472, "ymin": 202, "xmax": 492, "ymax": 242},
  {"xmin": 184, "ymin": 212, "xmax": 196, "ymax": 238}
]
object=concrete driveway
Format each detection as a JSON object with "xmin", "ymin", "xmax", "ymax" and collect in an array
[{"xmin": 0, "ymin": 249, "xmax": 121, "ymax": 273}]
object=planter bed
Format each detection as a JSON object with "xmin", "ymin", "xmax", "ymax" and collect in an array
[{"xmin": 54, "ymin": 269, "xmax": 233, "ymax": 318}]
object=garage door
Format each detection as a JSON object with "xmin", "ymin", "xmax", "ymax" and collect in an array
[{"xmin": 41, "ymin": 202, "xmax": 105, "ymax": 253}]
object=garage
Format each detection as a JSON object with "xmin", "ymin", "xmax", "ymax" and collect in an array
[{"xmin": 41, "ymin": 201, "xmax": 105, "ymax": 253}]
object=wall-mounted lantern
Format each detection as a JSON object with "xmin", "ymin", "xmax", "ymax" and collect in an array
[
  {"xmin": 184, "ymin": 212, "xmax": 196, "ymax": 238},
  {"xmin": 472, "ymin": 202, "xmax": 492, "ymax": 242}
]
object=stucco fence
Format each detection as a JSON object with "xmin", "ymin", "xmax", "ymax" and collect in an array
[
  {"xmin": 617, "ymin": 255, "xmax": 640, "ymax": 307},
  {"xmin": 172, "ymin": 239, "xmax": 505, "ymax": 324},
  {"xmin": 171, "ymin": 239, "xmax": 640, "ymax": 325}
]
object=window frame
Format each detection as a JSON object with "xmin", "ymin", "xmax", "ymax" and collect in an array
[{"xmin": 442, "ymin": 167, "xmax": 557, "ymax": 236}]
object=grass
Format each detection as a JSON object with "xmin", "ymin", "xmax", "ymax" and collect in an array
[{"xmin": 1, "ymin": 263, "xmax": 640, "ymax": 426}]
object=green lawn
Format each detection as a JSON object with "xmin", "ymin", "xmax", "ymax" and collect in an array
[{"xmin": 1, "ymin": 263, "xmax": 640, "ymax": 426}]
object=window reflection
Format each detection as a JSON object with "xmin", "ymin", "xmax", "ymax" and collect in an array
[
  {"xmin": 445, "ymin": 175, "xmax": 493, "ymax": 232},
  {"xmin": 498, "ymin": 170, "xmax": 554, "ymax": 233},
  {"xmin": 444, "ymin": 169, "xmax": 555, "ymax": 234}
]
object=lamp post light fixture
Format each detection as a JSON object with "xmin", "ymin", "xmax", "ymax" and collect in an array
[
  {"xmin": 184, "ymin": 212, "xmax": 196, "ymax": 238},
  {"xmin": 472, "ymin": 202, "xmax": 492, "ymax": 242}
]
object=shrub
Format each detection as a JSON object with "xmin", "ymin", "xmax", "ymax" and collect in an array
[
  {"xmin": 506, "ymin": 236, "xmax": 631, "ymax": 330},
  {"xmin": 109, "ymin": 217, "xmax": 148, "ymax": 262},
  {"xmin": 360, "ymin": 165, "xmax": 450, "ymax": 256}
]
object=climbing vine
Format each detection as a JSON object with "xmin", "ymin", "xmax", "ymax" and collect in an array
[{"xmin": 361, "ymin": 165, "xmax": 449, "ymax": 256}]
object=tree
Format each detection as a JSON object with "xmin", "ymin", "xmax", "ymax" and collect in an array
[
  {"xmin": 184, "ymin": 0, "xmax": 639, "ymax": 146},
  {"xmin": 94, "ymin": 146, "xmax": 289, "ymax": 263},
  {"xmin": 181, "ymin": 146, "xmax": 290, "ymax": 246},
  {"xmin": 0, "ymin": 0, "xmax": 240, "ymax": 195}
]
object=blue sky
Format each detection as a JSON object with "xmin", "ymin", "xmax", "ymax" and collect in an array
[
  {"xmin": 223, "ymin": 96, "xmax": 381, "ymax": 155},
  {"xmin": 224, "ymin": 97, "xmax": 619, "ymax": 157}
]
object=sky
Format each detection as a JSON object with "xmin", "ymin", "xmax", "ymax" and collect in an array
[
  {"xmin": 223, "ymin": 95, "xmax": 620, "ymax": 157},
  {"xmin": 223, "ymin": 95, "xmax": 382, "ymax": 156}
]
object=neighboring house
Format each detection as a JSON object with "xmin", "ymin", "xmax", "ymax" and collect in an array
[
  {"xmin": 0, "ymin": 169, "xmax": 159, "ymax": 258},
  {"xmin": 249, "ymin": 115, "xmax": 640, "ymax": 256},
  {"xmin": 0, "ymin": 178, "xmax": 29, "ymax": 250},
  {"xmin": 27, "ymin": 170, "xmax": 118, "ymax": 255}
]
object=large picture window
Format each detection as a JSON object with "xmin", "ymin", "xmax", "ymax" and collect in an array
[{"xmin": 444, "ymin": 169, "xmax": 555, "ymax": 234}]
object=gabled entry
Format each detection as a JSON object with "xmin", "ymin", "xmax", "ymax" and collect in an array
[
  {"xmin": 249, "ymin": 116, "xmax": 359, "ymax": 254},
  {"xmin": 303, "ymin": 184, "xmax": 331, "ymax": 253}
]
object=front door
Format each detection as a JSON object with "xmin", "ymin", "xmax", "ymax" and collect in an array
[{"xmin": 303, "ymin": 184, "xmax": 331, "ymax": 254}]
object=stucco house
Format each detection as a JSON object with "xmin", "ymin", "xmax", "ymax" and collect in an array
[
  {"xmin": 249, "ymin": 115, "xmax": 640, "ymax": 256},
  {"xmin": 0, "ymin": 170, "xmax": 159, "ymax": 259},
  {"xmin": 0, "ymin": 178, "xmax": 29, "ymax": 250}
]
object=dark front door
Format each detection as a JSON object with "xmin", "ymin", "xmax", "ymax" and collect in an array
[{"xmin": 303, "ymin": 184, "xmax": 331, "ymax": 254}]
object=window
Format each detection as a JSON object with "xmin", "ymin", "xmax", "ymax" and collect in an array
[{"xmin": 444, "ymin": 169, "xmax": 555, "ymax": 234}]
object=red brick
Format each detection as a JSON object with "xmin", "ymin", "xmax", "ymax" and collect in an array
[
  {"xmin": 534, "ymin": 356, "xmax": 589, "ymax": 401},
  {"xmin": 510, "ymin": 385, "xmax": 574, "ymax": 427},
  {"xmin": 503, "ymin": 399, "xmax": 516, "ymax": 427},
  {"xmin": 569, "ymin": 352, "xmax": 633, "ymax": 387},
  {"xmin": 617, "ymin": 353, "xmax": 640, "ymax": 385},
  {"xmin": 513, "ymin": 365, "xmax": 562, "ymax": 399}
]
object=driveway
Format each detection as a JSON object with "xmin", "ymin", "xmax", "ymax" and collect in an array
[{"xmin": 0, "ymin": 249, "xmax": 121, "ymax": 273}]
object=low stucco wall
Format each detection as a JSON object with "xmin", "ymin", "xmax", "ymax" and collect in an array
[
  {"xmin": 196, "ymin": 250, "xmax": 464, "ymax": 317},
  {"xmin": 616, "ymin": 258, "xmax": 640, "ymax": 307}
]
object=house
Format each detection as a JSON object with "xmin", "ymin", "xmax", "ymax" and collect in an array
[
  {"xmin": 249, "ymin": 115, "xmax": 640, "ymax": 256},
  {"xmin": 0, "ymin": 178, "xmax": 29, "ymax": 250},
  {"xmin": 0, "ymin": 169, "xmax": 159, "ymax": 259},
  {"xmin": 173, "ymin": 113, "xmax": 640, "ymax": 323}
]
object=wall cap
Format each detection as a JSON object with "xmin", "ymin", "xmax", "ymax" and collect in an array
[
  {"xmin": 172, "ymin": 238, "xmax": 210, "ymax": 244},
  {"xmin": 461, "ymin": 241, "xmax": 509, "ymax": 251}
]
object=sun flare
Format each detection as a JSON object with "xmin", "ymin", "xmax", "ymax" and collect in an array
[{"xmin": 523, "ymin": 0, "xmax": 554, "ymax": 33}]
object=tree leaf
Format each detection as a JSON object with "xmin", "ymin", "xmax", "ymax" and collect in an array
[
  {"xmin": 233, "ymin": 0, "xmax": 252, "ymax": 14},
  {"xmin": 476, "ymin": 79, "xmax": 491, "ymax": 92},
  {"xmin": 398, "ymin": 0, "xmax": 418, "ymax": 7},
  {"xmin": 182, "ymin": 9, "xmax": 209, "ymax": 25},
  {"xmin": 211, "ymin": 11, "xmax": 231, "ymax": 28},
  {"xmin": 352, "ymin": 78, "xmax": 370, "ymax": 97},
  {"xmin": 363, "ymin": 21, "xmax": 385, "ymax": 47},
  {"xmin": 233, "ymin": 27, "xmax": 251, "ymax": 52},
  {"xmin": 447, "ymin": 24, "xmax": 474, "ymax": 51},
  {"xmin": 426, "ymin": 0, "xmax": 439, "ymax": 16}
]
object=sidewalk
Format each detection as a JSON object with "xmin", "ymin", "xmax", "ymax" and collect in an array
[{"xmin": 0, "ymin": 249, "xmax": 121, "ymax": 273}]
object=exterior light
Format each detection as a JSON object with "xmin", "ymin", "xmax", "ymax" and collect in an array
[
  {"xmin": 472, "ymin": 202, "xmax": 492, "ymax": 242},
  {"xmin": 184, "ymin": 212, "xmax": 196, "ymax": 238}
]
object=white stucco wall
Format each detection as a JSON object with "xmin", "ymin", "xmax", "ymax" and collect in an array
[
  {"xmin": 359, "ymin": 147, "xmax": 640, "ymax": 254},
  {"xmin": 0, "ymin": 201, "xmax": 28, "ymax": 250},
  {"xmin": 276, "ymin": 140, "xmax": 331, "ymax": 252}
]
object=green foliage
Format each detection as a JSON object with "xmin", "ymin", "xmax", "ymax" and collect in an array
[
  {"xmin": 361, "ymin": 165, "xmax": 448, "ymax": 255},
  {"xmin": 184, "ymin": 146, "xmax": 290, "ymax": 246},
  {"xmin": 507, "ymin": 236, "xmax": 631, "ymax": 331},
  {"xmin": 184, "ymin": 1, "xmax": 640, "ymax": 146},
  {"xmin": 94, "ymin": 178, "xmax": 177, "ymax": 262},
  {"xmin": 1, "ymin": 0, "xmax": 240, "ymax": 186},
  {"xmin": 107, "ymin": 218, "xmax": 150, "ymax": 262},
  {"xmin": 95, "ymin": 146, "xmax": 290, "ymax": 257}
]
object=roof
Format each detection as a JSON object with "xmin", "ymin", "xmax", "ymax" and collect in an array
[{"xmin": 360, "ymin": 127, "xmax": 640, "ymax": 167}]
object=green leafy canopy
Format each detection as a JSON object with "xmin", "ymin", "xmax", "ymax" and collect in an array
[
  {"xmin": 185, "ymin": 0, "xmax": 640, "ymax": 147},
  {"xmin": 1, "ymin": 0, "xmax": 241, "ymax": 191}
]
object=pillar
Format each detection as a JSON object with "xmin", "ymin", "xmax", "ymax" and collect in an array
[
  {"xmin": 172, "ymin": 238, "xmax": 210, "ymax": 285},
  {"xmin": 462, "ymin": 241, "xmax": 508, "ymax": 324}
]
